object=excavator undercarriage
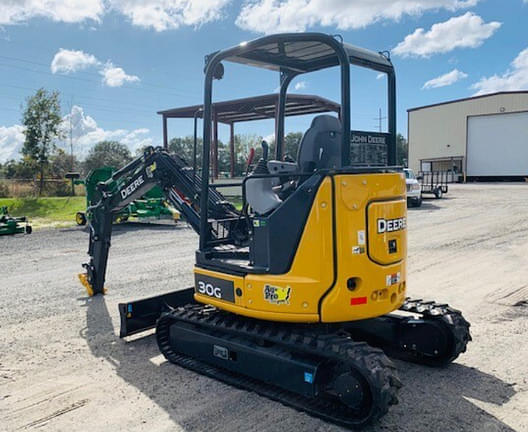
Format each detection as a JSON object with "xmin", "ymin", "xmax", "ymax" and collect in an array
[
  {"xmin": 79, "ymin": 32, "xmax": 471, "ymax": 428},
  {"xmin": 117, "ymin": 289, "xmax": 470, "ymax": 427}
]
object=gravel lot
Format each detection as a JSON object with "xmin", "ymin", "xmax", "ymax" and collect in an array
[{"xmin": 1, "ymin": 183, "xmax": 528, "ymax": 432}]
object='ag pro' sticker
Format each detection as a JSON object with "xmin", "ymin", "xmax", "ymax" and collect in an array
[{"xmin": 264, "ymin": 284, "xmax": 291, "ymax": 305}]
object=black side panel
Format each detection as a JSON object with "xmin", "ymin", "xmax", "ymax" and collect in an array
[
  {"xmin": 168, "ymin": 322, "xmax": 320, "ymax": 398},
  {"xmin": 118, "ymin": 287, "xmax": 195, "ymax": 337},
  {"xmin": 250, "ymin": 174, "xmax": 323, "ymax": 274}
]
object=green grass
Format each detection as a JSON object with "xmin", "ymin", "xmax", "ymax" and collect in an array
[
  {"xmin": 0, "ymin": 195, "xmax": 243, "ymax": 229},
  {"xmin": 0, "ymin": 197, "xmax": 85, "ymax": 229}
]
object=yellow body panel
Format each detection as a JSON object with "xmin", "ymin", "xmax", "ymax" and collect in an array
[
  {"xmin": 193, "ymin": 172, "xmax": 407, "ymax": 324},
  {"xmin": 320, "ymin": 173, "xmax": 407, "ymax": 322}
]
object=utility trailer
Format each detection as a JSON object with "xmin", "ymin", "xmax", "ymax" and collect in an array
[{"xmin": 418, "ymin": 171, "xmax": 449, "ymax": 198}]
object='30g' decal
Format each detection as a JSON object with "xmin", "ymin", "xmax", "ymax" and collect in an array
[
  {"xmin": 194, "ymin": 274, "xmax": 235, "ymax": 303},
  {"xmin": 197, "ymin": 281, "xmax": 222, "ymax": 298}
]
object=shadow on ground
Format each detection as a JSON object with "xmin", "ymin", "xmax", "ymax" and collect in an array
[
  {"xmin": 408, "ymin": 201, "xmax": 443, "ymax": 211},
  {"xmin": 82, "ymin": 296, "xmax": 516, "ymax": 432}
]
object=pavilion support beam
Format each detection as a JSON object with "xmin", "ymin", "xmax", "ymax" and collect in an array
[
  {"xmin": 274, "ymin": 99, "xmax": 280, "ymax": 155},
  {"xmin": 163, "ymin": 115, "xmax": 168, "ymax": 149},
  {"xmin": 230, "ymin": 122, "xmax": 235, "ymax": 178}
]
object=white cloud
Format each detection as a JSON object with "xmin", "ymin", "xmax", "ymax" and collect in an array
[
  {"xmin": 109, "ymin": 0, "xmax": 231, "ymax": 31},
  {"xmin": 394, "ymin": 12, "xmax": 501, "ymax": 57},
  {"xmin": 376, "ymin": 73, "xmax": 384, "ymax": 80},
  {"xmin": 236, "ymin": 0, "xmax": 478, "ymax": 34},
  {"xmin": 50, "ymin": 49, "xmax": 139, "ymax": 87},
  {"xmin": 62, "ymin": 105, "xmax": 152, "ymax": 157},
  {"xmin": 0, "ymin": 0, "xmax": 229, "ymax": 31},
  {"xmin": 471, "ymin": 47, "xmax": 528, "ymax": 95},
  {"xmin": 294, "ymin": 81, "xmax": 307, "ymax": 91},
  {"xmin": 0, "ymin": 106, "xmax": 153, "ymax": 162},
  {"xmin": 51, "ymin": 49, "xmax": 100, "ymax": 74},
  {"xmin": 100, "ymin": 63, "xmax": 140, "ymax": 87},
  {"xmin": 422, "ymin": 69, "xmax": 468, "ymax": 89},
  {"xmin": 0, "ymin": 125, "xmax": 26, "ymax": 163},
  {"xmin": 0, "ymin": 0, "xmax": 104, "ymax": 25}
]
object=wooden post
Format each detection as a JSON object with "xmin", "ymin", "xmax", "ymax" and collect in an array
[
  {"xmin": 163, "ymin": 116, "xmax": 168, "ymax": 149},
  {"xmin": 229, "ymin": 122, "xmax": 235, "ymax": 178}
]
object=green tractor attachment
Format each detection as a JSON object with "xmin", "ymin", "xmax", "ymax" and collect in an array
[
  {"xmin": 75, "ymin": 166, "xmax": 179, "ymax": 226},
  {"xmin": 0, "ymin": 206, "xmax": 32, "ymax": 236}
]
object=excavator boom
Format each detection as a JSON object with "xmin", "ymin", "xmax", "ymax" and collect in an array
[{"xmin": 80, "ymin": 146, "xmax": 245, "ymax": 296}]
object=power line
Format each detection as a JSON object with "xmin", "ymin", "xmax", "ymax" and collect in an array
[
  {"xmin": 0, "ymin": 61, "xmax": 191, "ymax": 98},
  {"xmin": 0, "ymin": 54, "xmax": 195, "ymax": 97},
  {"xmin": 1, "ymin": 82, "xmax": 165, "ymax": 114},
  {"xmin": 2, "ymin": 82, "xmax": 165, "ymax": 111},
  {"xmin": 0, "ymin": 106, "xmax": 19, "ymax": 112}
]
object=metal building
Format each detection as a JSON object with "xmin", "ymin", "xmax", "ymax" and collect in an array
[{"xmin": 408, "ymin": 91, "xmax": 528, "ymax": 180}]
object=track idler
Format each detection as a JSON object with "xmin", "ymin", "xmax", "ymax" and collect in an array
[
  {"xmin": 156, "ymin": 304, "xmax": 401, "ymax": 428},
  {"xmin": 344, "ymin": 298, "xmax": 472, "ymax": 367}
]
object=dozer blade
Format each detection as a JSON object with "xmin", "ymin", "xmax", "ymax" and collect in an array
[{"xmin": 118, "ymin": 287, "xmax": 195, "ymax": 337}]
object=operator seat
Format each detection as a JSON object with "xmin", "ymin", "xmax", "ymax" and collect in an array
[
  {"xmin": 247, "ymin": 115, "xmax": 342, "ymax": 215},
  {"xmin": 297, "ymin": 115, "xmax": 342, "ymax": 173}
]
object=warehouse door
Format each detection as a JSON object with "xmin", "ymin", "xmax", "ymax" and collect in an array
[{"xmin": 467, "ymin": 111, "xmax": 528, "ymax": 176}]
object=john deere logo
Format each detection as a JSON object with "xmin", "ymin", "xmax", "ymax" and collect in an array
[
  {"xmin": 377, "ymin": 217, "xmax": 406, "ymax": 234},
  {"xmin": 120, "ymin": 175, "xmax": 144, "ymax": 199},
  {"xmin": 264, "ymin": 284, "xmax": 291, "ymax": 305}
]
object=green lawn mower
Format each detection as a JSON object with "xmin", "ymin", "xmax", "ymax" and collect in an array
[
  {"xmin": 75, "ymin": 166, "xmax": 179, "ymax": 226},
  {"xmin": 0, "ymin": 206, "xmax": 32, "ymax": 236}
]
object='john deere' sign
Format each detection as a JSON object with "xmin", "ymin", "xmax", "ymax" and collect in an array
[{"xmin": 350, "ymin": 131, "xmax": 389, "ymax": 165}]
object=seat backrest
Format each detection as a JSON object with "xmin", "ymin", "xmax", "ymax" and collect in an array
[{"xmin": 297, "ymin": 115, "xmax": 342, "ymax": 173}]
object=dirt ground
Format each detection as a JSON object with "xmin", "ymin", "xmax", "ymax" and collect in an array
[{"xmin": 1, "ymin": 183, "xmax": 528, "ymax": 432}]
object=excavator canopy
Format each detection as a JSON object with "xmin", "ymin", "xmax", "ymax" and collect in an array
[{"xmin": 226, "ymin": 38, "xmax": 393, "ymax": 73}]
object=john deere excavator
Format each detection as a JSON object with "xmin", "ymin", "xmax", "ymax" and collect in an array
[{"xmin": 79, "ymin": 33, "xmax": 471, "ymax": 428}]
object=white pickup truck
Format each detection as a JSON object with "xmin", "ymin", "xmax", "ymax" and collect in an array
[{"xmin": 404, "ymin": 168, "xmax": 422, "ymax": 207}]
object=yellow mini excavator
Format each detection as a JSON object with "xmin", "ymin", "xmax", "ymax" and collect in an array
[{"xmin": 79, "ymin": 33, "xmax": 471, "ymax": 428}]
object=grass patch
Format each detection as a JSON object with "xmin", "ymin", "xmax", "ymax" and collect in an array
[{"xmin": 0, "ymin": 197, "xmax": 85, "ymax": 229}]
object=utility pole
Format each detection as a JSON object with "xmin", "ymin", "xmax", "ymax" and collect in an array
[{"xmin": 374, "ymin": 108, "xmax": 387, "ymax": 132}]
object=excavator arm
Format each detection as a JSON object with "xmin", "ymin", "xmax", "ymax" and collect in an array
[{"xmin": 79, "ymin": 146, "xmax": 243, "ymax": 297}]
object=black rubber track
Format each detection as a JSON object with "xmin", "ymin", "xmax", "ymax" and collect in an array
[
  {"xmin": 399, "ymin": 298, "xmax": 472, "ymax": 366},
  {"xmin": 156, "ymin": 305, "xmax": 401, "ymax": 429}
]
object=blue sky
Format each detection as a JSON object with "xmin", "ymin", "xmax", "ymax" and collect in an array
[{"xmin": 1, "ymin": 0, "xmax": 527, "ymax": 162}]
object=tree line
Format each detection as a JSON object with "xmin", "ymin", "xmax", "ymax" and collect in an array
[{"xmin": 0, "ymin": 88, "xmax": 408, "ymax": 196}]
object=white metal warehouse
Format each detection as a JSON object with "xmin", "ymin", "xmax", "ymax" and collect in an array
[{"xmin": 408, "ymin": 91, "xmax": 528, "ymax": 180}]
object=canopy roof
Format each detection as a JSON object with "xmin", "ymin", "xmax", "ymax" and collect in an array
[
  {"xmin": 158, "ymin": 93, "xmax": 340, "ymax": 124},
  {"xmin": 224, "ymin": 38, "xmax": 393, "ymax": 74}
]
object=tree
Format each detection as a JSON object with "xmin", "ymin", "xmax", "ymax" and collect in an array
[
  {"xmin": 50, "ymin": 148, "xmax": 79, "ymax": 179},
  {"xmin": 169, "ymin": 136, "xmax": 201, "ymax": 166},
  {"xmin": 396, "ymin": 133, "xmax": 408, "ymax": 166},
  {"xmin": 83, "ymin": 141, "xmax": 132, "ymax": 174},
  {"xmin": 283, "ymin": 132, "xmax": 303, "ymax": 160},
  {"xmin": 21, "ymin": 88, "xmax": 63, "ymax": 195}
]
